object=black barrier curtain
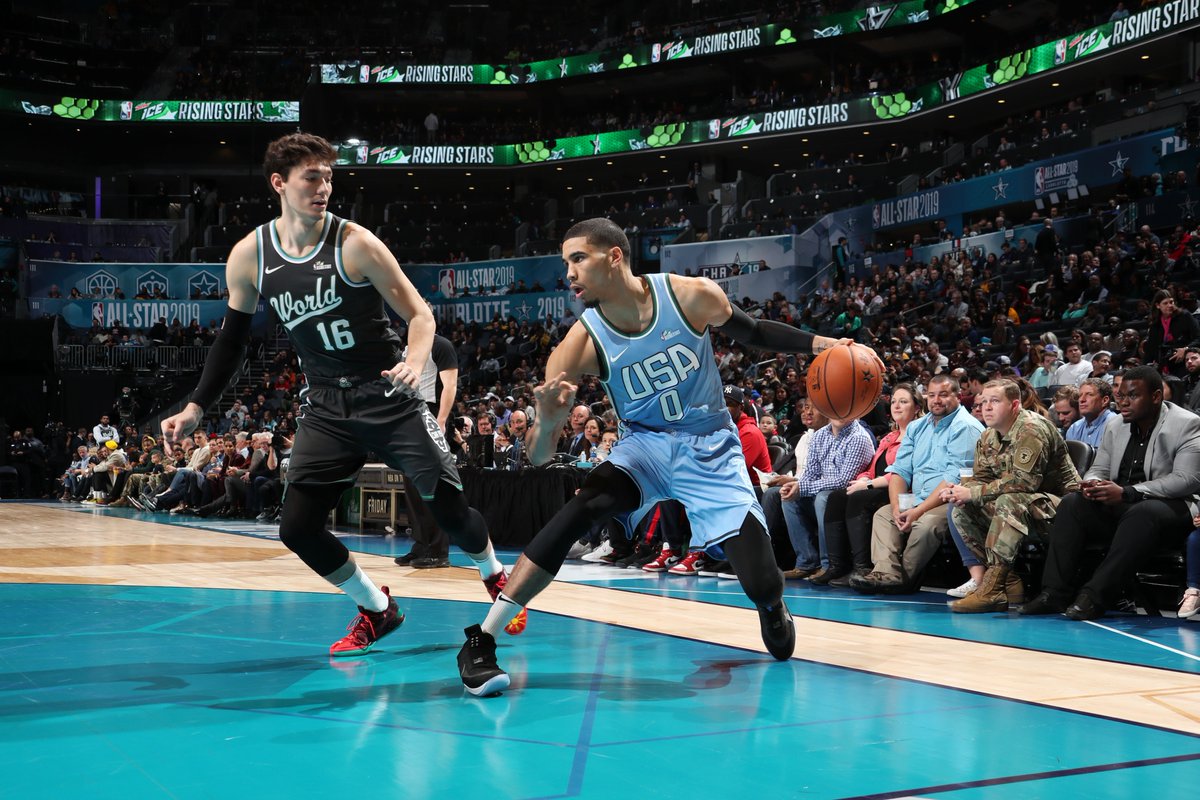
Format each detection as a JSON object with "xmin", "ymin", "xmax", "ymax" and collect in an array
[{"xmin": 460, "ymin": 466, "xmax": 585, "ymax": 547}]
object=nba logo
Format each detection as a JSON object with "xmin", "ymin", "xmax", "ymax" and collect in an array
[
  {"xmin": 92, "ymin": 302, "xmax": 105, "ymax": 327},
  {"xmin": 708, "ymin": 119, "xmax": 721, "ymax": 139},
  {"xmin": 1034, "ymin": 168, "xmax": 1045, "ymax": 195},
  {"xmin": 357, "ymin": 145, "xmax": 368, "ymax": 164},
  {"xmin": 120, "ymin": 101, "xmax": 133, "ymax": 120},
  {"xmin": 1054, "ymin": 39, "xmax": 1067, "ymax": 65},
  {"xmin": 360, "ymin": 64, "xmax": 371, "ymax": 83},
  {"xmin": 651, "ymin": 43, "xmax": 661, "ymax": 63},
  {"xmin": 437, "ymin": 269, "xmax": 456, "ymax": 298}
]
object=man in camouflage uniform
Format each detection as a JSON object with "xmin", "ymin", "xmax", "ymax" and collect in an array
[{"xmin": 941, "ymin": 379, "xmax": 1081, "ymax": 613}]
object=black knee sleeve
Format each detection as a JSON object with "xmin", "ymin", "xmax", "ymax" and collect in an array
[
  {"xmin": 523, "ymin": 462, "xmax": 640, "ymax": 574},
  {"xmin": 278, "ymin": 482, "xmax": 352, "ymax": 577},
  {"xmin": 723, "ymin": 514, "xmax": 785, "ymax": 608},
  {"xmin": 427, "ymin": 479, "xmax": 490, "ymax": 554}
]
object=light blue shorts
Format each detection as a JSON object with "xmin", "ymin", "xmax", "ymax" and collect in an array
[{"xmin": 606, "ymin": 423, "xmax": 766, "ymax": 549}]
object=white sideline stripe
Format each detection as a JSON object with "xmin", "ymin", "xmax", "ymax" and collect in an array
[{"xmin": 1083, "ymin": 619, "xmax": 1200, "ymax": 663}]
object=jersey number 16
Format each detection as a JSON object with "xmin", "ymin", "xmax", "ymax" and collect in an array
[{"xmin": 316, "ymin": 319, "xmax": 356, "ymax": 351}]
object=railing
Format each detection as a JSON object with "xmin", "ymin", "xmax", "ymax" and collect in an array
[{"xmin": 55, "ymin": 344, "xmax": 210, "ymax": 372}]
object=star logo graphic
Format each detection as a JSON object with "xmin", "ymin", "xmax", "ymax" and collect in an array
[
  {"xmin": 189, "ymin": 271, "xmax": 220, "ymax": 297},
  {"xmin": 992, "ymin": 177, "xmax": 1009, "ymax": 199},
  {"xmin": 559, "ymin": 59, "xmax": 569, "ymax": 78},
  {"xmin": 515, "ymin": 301, "xmax": 533, "ymax": 320},
  {"xmin": 1109, "ymin": 150, "xmax": 1129, "ymax": 176},
  {"xmin": 1181, "ymin": 197, "xmax": 1198, "ymax": 219},
  {"xmin": 592, "ymin": 134, "xmax": 602, "ymax": 155}
]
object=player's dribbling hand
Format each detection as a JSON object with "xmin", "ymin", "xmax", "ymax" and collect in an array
[
  {"xmin": 534, "ymin": 371, "xmax": 577, "ymax": 411},
  {"xmin": 160, "ymin": 405, "xmax": 202, "ymax": 457}
]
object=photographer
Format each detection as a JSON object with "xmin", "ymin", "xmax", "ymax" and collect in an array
[
  {"xmin": 254, "ymin": 432, "xmax": 290, "ymax": 523},
  {"xmin": 115, "ymin": 386, "xmax": 139, "ymax": 430}
]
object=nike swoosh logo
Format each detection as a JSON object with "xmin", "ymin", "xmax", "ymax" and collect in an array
[
  {"xmin": 609, "ymin": 348, "xmax": 628, "ymax": 364},
  {"xmin": 264, "ymin": 264, "xmax": 287, "ymax": 274}
]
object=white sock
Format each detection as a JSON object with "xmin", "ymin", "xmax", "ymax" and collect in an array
[
  {"xmin": 466, "ymin": 544, "xmax": 504, "ymax": 580},
  {"xmin": 482, "ymin": 593, "xmax": 524, "ymax": 637},
  {"xmin": 333, "ymin": 564, "xmax": 388, "ymax": 612}
]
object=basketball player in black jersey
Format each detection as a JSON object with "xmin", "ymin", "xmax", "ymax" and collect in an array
[{"xmin": 161, "ymin": 132, "xmax": 525, "ymax": 657}]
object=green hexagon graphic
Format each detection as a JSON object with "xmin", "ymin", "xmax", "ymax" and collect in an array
[
  {"xmin": 618, "ymin": 54, "xmax": 636, "ymax": 69},
  {"xmin": 644, "ymin": 123, "xmax": 684, "ymax": 148},
  {"xmin": 490, "ymin": 70, "xmax": 509, "ymax": 85},
  {"xmin": 775, "ymin": 28, "xmax": 796, "ymax": 45}
]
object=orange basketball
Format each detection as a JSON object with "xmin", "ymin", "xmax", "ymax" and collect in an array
[{"xmin": 806, "ymin": 343, "xmax": 883, "ymax": 421}]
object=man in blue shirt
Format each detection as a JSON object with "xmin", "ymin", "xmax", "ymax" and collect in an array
[
  {"xmin": 780, "ymin": 417, "xmax": 875, "ymax": 580},
  {"xmin": 1065, "ymin": 378, "xmax": 1118, "ymax": 449},
  {"xmin": 852, "ymin": 374, "xmax": 984, "ymax": 594}
]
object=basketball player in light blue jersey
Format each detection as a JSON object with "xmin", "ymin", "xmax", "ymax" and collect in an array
[{"xmin": 458, "ymin": 217, "xmax": 867, "ymax": 696}]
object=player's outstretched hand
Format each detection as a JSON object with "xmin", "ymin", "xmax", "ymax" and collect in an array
[
  {"xmin": 836, "ymin": 338, "xmax": 887, "ymax": 378},
  {"xmin": 534, "ymin": 371, "xmax": 578, "ymax": 412},
  {"xmin": 160, "ymin": 404, "xmax": 202, "ymax": 457}
]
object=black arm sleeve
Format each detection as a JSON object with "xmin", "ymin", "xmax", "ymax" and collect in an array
[
  {"xmin": 716, "ymin": 304, "xmax": 816, "ymax": 354},
  {"xmin": 190, "ymin": 309, "xmax": 253, "ymax": 410}
]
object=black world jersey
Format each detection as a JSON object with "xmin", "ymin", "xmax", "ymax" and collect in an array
[{"xmin": 256, "ymin": 213, "xmax": 402, "ymax": 380}]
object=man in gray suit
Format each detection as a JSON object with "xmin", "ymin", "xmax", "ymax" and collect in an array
[{"xmin": 1023, "ymin": 366, "xmax": 1200, "ymax": 620}]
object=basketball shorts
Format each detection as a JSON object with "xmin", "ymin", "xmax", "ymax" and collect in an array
[
  {"xmin": 604, "ymin": 423, "xmax": 766, "ymax": 549},
  {"xmin": 288, "ymin": 378, "xmax": 460, "ymax": 499}
]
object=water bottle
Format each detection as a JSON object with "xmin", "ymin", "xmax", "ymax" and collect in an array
[{"xmin": 589, "ymin": 445, "xmax": 599, "ymax": 464}]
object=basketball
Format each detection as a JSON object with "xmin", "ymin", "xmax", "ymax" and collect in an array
[{"xmin": 806, "ymin": 343, "xmax": 883, "ymax": 421}]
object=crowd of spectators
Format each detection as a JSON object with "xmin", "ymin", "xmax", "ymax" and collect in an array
[{"xmin": 9, "ymin": 197, "xmax": 1200, "ymax": 618}]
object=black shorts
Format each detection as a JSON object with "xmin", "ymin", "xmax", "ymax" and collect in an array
[{"xmin": 288, "ymin": 378, "xmax": 460, "ymax": 499}]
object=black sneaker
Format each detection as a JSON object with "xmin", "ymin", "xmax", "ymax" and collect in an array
[
  {"xmin": 697, "ymin": 559, "xmax": 731, "ymax": 577},
  {"xmin": 458, "ymin": 624, "xmax": 510, "ymax": 697},
  {"xmin": 615, "ymin": 543, "xmax": 655, "ymax": 569},
  {"xmin": 758, "ymin": 602, "xmax": 796, "ymax": 661},
  {"xmin": 629, "ymin": 546, "xmax": 662, "ymax": 570},
  {"xmin": 393, "ymin": 551, "xmax": 418, "ymax": 566}
]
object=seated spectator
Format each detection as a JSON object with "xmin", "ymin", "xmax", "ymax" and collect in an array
[
  {"xmin": 1145, "ymin": 289, "xmax": 1199, "ymax": 378},
  {"xmin": 1181, "ymin": 518, "xmax": 1200, "ymax": 620},
  {"xmin": 815, "ymin": 383, "xmax": 923, "ymax": 586},
  {"xmin": 779, "ymin": 411, "xmax": 874, "ymax": 580},
  {"xmin": 756, "ymin": 398, "xmax": 828, "ymax": 571},
  {"xmin": 1051, "ymin": 343, "xmax": 1092, "ymax": 387},
  {"xmin": 759, "ymin": 414, "xmax": 787, "ymax": 449},
  {"xmin": 943, "ymin": 380, "xmax": 1081, "ymax": 613},
  {"xmin": 1052, "ymin": 386, "xmax": 1081, "ymax": 434},
  {"xmin": 1088, "ymin": 350, "xmax": 1115, "ymax": 385},
  {"xmin": 1022, "ymin": 367, "xmax": 1200, "ymax": 620},
  {"xmin": 88, "ymin": 440, "xmax": 128, "ymax": 503},
  {"xmin": 852, "ymin": 375, "xmax": 984, "ymax": 594},
  {"xmin": 1065, "ymin": 379, "xmax": 1118, "ymax": 448}
]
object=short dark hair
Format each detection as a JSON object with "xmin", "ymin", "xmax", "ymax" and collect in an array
[
  {"xmin": 263, "ymin": 133, "xmax": 337, "ymax": 187},
  {"xmin": 1122, "ymin": 365, "xmax": 1164, "ymax": 394},
  {"xmin": 563, "ymin": 218, "xmax": 630, "ymax": 262},
  {"xmin": 928, "ymin": 374, "xmax": 960, "ymax": 393}
]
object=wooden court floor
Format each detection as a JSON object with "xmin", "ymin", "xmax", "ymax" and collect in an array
[{"xmin": 1, "ymin": 502, "xmax": 1198, "ymax": 799}]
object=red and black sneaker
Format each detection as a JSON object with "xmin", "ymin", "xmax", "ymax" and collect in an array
[
  {"xmin": 482, "ymin": 570, "xmax": 528, "ymax": 636},
  {"xmin": 329, "ymin": 586, "xmax": 404, "ymax": 657}
]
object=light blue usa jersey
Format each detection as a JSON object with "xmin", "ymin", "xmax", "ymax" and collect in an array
[{"xmin": 579, "ymin": 273, "xmax": 726, "ymax": 434}]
